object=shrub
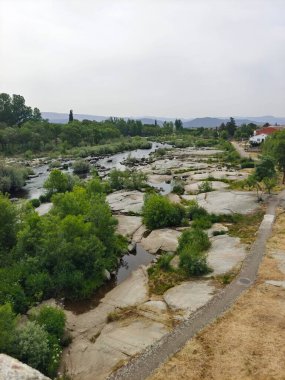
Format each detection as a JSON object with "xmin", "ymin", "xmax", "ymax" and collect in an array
[
  {"xmin": 142, "ymin": 193, "xmax": 186, "ymax": 230},
  {"xmin": 30, "ymin": 198, "xmax": 41, "ymax": 208},
  {"xmin": 0, "ymin": 303, "xmax": 17, "ymax": 354},
  {"xmin": 0, "ymin": 163, "xmax": 29, "ymax": 193},
  {"xmin": 177, "ymin": 228, "xmax": 211, "ymax": 254},
  {"xmin": 179, "ymin": 245, "xmax": 211, "ymax": 276},
  {"xmin": 198, "ymin": 180, "xmax": 213, "ymax": 193},
  {"xmin": 157, "ymin": 253, "xmax": 173, "ymax": 271},
  {"xmin": 178, "ymin": 228, "xmax": 211, "ymax": 276},
  {"xmin": 72, "ymin": 160, "xmax": 90, "ymax": 174},
  {"xmin": 172, "ymin": 180, "xmax": 185, "ymax": 195},
  {"xmin": 109, "ymin": 169, "xmax": 147, "ymax": 191},
  {"xmin": 31, "ymin": 306, "xmax": 66, "ymax": 341},
  {"xmin": 192, "ymin": 216, "xmax": 212, "ymax": 229},
  {"xmin": 15, "ymin": 321, "xmax": 50, "ymax": 374}
]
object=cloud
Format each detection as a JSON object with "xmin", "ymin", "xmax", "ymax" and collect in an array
[{"xmin": 1, "ymin": 0, "xmax": 285, "ymax": 117}]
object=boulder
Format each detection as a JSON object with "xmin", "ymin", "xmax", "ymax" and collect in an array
[{"xmin": 0, "ymin": 354, "xmax": 50, "ymax": 380}]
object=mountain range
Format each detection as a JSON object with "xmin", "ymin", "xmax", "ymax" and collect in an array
[{"xmin": 41, "ymin": 112, "xmax": 285, "ymax": 128}]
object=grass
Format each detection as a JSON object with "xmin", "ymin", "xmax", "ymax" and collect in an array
[
  {"xmin": 106, "ymin": 306, "xmax": 140, "ymax": 323},
  {"xmin": 148, "ymin": 265, "xmax": 187, "ymax": 295},
  {"xmin": 227, "ymin": 210, "xmax": 265, "ymax": 244}
]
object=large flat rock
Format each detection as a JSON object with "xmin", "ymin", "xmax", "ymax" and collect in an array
[
  {"xmin": 140, "ymin": 228, "xmax": 181, "ymax": 253},
  {"xmin": 207, "ymin": 235, "xmax": 247, "ymax": 275},
  {"xmin": 66, "ymin": 319, "xmax": 168, "ymax": 380},
  {"xmin": 163, "ymin": 281, "xmax": 216, "ymax": 317},
  {"xmin": 102, "ymin": 267, "xmax": 149, "ymax": 308},
  {"xmin": 115, "ymin": 215, "xmax": 142, "ymax": 239},
  {"xmin": 107, "ymin": 190, "xmax": 144, "ymax": 214},
  {"xmin": 196, "ymin": 190, "xmax": 260, "ymax": 214},
  {"xmin": 184, "ymin": 180, "xmax": 229, "ymax": 194}
]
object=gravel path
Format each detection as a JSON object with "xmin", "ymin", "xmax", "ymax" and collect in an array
[{"xmin": 109, "ymin": 191, "xmax": 285, "ymax": 380}]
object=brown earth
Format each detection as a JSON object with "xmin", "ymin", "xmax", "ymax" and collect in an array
[{"xmin": 149, "ymin": 211, "xmax": 285, "ymax": 380}]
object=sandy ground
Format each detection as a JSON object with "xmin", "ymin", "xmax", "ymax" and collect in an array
[{"xmin": 149, "ymin": 211, "xmax": 285, "ymax": 380}]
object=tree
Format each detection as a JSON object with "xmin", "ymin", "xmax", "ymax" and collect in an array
[
  {"xmin": 43, "ymin": 169, "xmax": 75, "ymax": 196},
  {"xmin": 225, "ymin": 117, "xmax": 237, "ymax": 137},
  {"xmin": 263, "ymin": 131, "xmax": 285, "ymax": 183},
  {"xmin": 68, "ymin": 109, "xmax": 73, "ymax": 123},
  {"xmin": 174, "ymin": 119, "xmax": 183, "ymax": 132},
  {"xmin": 0, "ymin": 303, "xmax": 17, "ymax": 354},
  {"xmin": 0, "ymin": 93, "xmax": 36, "ymax": 126},
  {"xmin": 255, "ymin": 156, "xmax": 276, "ymax": 182},
  {"xmin": 0, "ymin": 195, "xmax": 18, "ymax": 258}
]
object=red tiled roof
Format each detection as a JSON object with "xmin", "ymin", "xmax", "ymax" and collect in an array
[{"xmin": 255, "ymin": 127, "xmax": 279, "ymax": 136}]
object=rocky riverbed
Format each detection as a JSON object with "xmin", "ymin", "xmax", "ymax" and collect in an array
[{"xmin": 56, "ymin": 144, "xmax": 263, "ymax": 380}]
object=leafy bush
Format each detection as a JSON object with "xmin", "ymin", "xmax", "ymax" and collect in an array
[
  {"xmin": 177, "ymin": 228, "xmax": 211, "ymax": 254},
  {"xmin": 44, "ymin": 169, "xmax": 75, "ymax": 196},
  {"xmin": 240, "ymin": 158, "xmax": 255, "ymax": 169},
  {"xmin": 142, "ymin": 193, "xmax": 186, "ymax": 230},
  {"xmin": 0, "ymin": 163, "xmax": 29, "ymax": 193},
  {"xmin": 0, "ymin": 303, "xmax": 17, "ymax": 354},
  {"xmin": 30, "ymin": 198, "xmax": 41, "ymax": 208},
  {"xmin": 72, "ymin": 160, "xmax": 90, "ymax": 174},
  {"xmin": 172, "ymin": 180, "xmax": 185, "ymax": 195},
  {"xmin": 31, "ymin": 306, "xmax": 66, "ymax": 341},
  {"xmin": 157, "ymin": 253, "xmax": 173, "ymax": 271},
  {"xmin": 15, "ymin": 321, "xmax": 50, "ymax": 374},
  {"xmin": 198, "ymin": 180, "xmax": 213, "ymax": 193},
  {"xmin": 192, "ymin": 216, "xmax": 212, "ymax": 229},
  {"xmin": 109, "ymin": 169, "xmax": 147, "ymax": 191},
  {"xmin": 179, "ymin": 244, "xmax": 211, "ymax": 276},
  {"xmin": 178, "ymin": 228, "xmax": 211, "ymax": 276}
]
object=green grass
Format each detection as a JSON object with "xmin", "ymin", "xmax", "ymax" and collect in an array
[{"xmin": 228, "ymin": 210, "xmax": 265, "ymax": 244}]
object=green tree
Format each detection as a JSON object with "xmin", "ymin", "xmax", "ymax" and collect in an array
[
  {"xmin": 44, "ymin": 169, "xmax": 75, "ymax": 196},
  {"xmin": 0, "ymin": 303, "xmax": 17, "ymax": 354},
  {"xmin": 263, "ymin": 131, "xmax": 285, "ymax": 183},
  {"xmin": 0, "ymin": 195, "xmax": 18, "ymax": 259},
  {"xmin": 174, "ymin": 119, "xmax": 183, "ymax": 132},
  {"xmin": 68, "ymin": 109, "xmax": 73, "ymax": 123}
]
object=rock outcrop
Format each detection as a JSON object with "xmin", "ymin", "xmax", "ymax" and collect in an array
[{"xmin": 0, "ymin": 354, "xmax": 50, "ymax": 380}]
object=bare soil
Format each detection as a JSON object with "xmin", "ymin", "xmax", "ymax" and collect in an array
[{"xmin": 149, "ymin": 212, "xmax": 285, "ymax": 380}]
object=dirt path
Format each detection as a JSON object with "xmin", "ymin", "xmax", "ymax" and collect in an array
[
  {"xmin": 231, "ymin": 141, "xmax": 256, "ymax": 160},
  {"xmin": 109, "ymin": 190, "xmax": 285, "ymax": 380}
]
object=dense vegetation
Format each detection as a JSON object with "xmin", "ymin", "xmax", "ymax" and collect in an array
[
  {"xmin": 0, "ymin": 162, "xmax": 31, "ymax": 193},
  {"xmin": 109, "ymin": 169, "xmax": 147, "ymax": 191},
  {"xmin": 263, "ymin": 130, "xmax": 285, "ymax": 183},
  {"xmin": 0, "ymin": 177, "xmax": 127, "ymax": 314},
  {"xmin": 0, "ymin": 303, "xmax": 66, "ymax": 377}
]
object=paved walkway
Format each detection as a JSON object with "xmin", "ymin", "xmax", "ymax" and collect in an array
[{"xmin": 109, "ymin": 190, "xmax": 285, "ymax": 380}]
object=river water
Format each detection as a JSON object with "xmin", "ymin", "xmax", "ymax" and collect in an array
[{"xmin": 21, "ymin": 142, "xmax": 171, "ymax": 199}]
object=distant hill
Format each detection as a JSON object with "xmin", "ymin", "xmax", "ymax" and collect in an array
[
  {"xmin": 42, "ymin": 112, "xmax": 284, "ymax": 128},
  {"xmin": 183, "ymin": 117, "xmax": 263, "ymax": 128}
]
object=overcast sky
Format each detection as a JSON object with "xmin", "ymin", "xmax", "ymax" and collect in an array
[{"xmin": 1, "ymin": 0, "xmax": 285, "ymax": 118}]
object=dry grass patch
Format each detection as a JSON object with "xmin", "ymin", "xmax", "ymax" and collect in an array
[
  {"xmin": 228, "ymin": 210, "xmax": 265, "ymax": 244},
  {"xmin": 148, "ymin": 210, "xmax": 285, "ymax": 380}
]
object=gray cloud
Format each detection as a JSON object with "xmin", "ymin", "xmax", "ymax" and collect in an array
[{"xmin": 1, "ymin": 0, "xmax": 285, "ymax": 117}]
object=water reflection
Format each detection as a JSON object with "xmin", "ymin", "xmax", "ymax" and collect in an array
[{"xmin": 64, "ymin": 243, "xmax": 154, "ymax": 314}]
